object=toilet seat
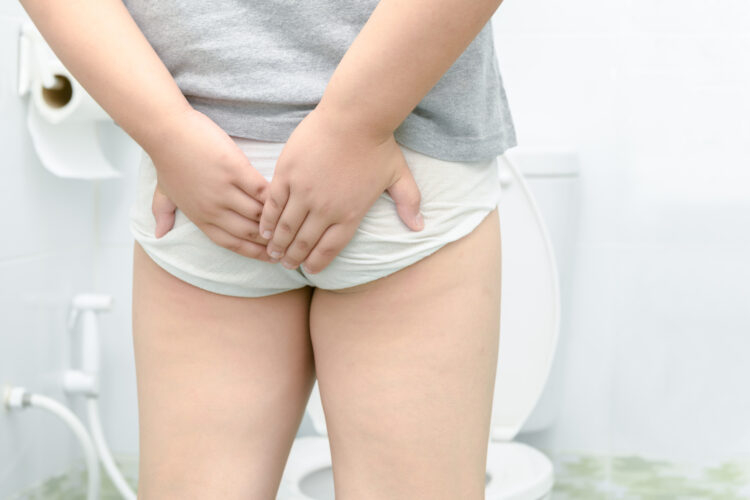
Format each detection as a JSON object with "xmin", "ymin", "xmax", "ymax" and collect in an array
[
  {"xmin": 485, "ymin": 441, "xmax": 554, "ymax": 499},
  {"xmin": 278, "ymin": 437, "xmax": 331, "ymax": 500},
  {"xmin": 280, "ymin": 151, "xmax": 562, "ymax": 500},
  {"xmin": 280, "ymin": 437, "xmax": 554, "ymax": 500}
]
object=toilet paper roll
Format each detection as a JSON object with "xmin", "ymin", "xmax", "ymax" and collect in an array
[{"xmin": 26, "ymin": 58, "xmax": 121, "ymax": 179}]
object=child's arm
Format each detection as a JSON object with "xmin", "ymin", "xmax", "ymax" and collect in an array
[
  {"xmin": 258, "ymin": 0, "xmax": 506, "ymax": 271},
  {"xmin": 317, "ymin": 0, "xmax": 506, "ymax": 141},
  {"xmin": 19, "ymin": 0, "xmax": 278, "ymax": 262},
  {"xmin": 18, "ymin": 0, "xmax": 192, "ymax": 154}
]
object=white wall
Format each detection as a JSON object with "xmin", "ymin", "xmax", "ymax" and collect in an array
[
  {"xmin": 2, "ymin": 0, "xmax": 749, "ymax": 496},
  {"xmin": 492, "ymin": 0, "xmax": 750, "ymax": 464},
  {"xmin": 1, "ymin": 6, "xmax": 100, "ymax": 497}
]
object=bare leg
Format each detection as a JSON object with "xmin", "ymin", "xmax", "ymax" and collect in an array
[
  {"xmin": 309, "ymin": 207, "xmax": 502, "ymax": 500},
  {"xmin": 132, "ymin": 241, "xmax": 315, "ymax": 499}
]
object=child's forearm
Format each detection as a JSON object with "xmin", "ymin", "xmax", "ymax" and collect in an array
[
  {"xmin": 317, "ymin": 0, "xmax": 505, "ymax": 142},
  {"xmin": 18, "ymin": 0, "xmax": 192, "ymax": 153}
]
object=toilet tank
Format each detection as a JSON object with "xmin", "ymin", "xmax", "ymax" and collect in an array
[{"xmin": 500, "ymin": 148, "xmax": 581, "ymax": 434}]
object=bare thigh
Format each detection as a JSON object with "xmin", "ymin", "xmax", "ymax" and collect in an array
[
  {"xmin": 308, "ymin": 207, "xmax": 502, "ymax": 500},
  {"xmin": 131, "ymin": 241, "xmax": 315, "ymax": 500}
]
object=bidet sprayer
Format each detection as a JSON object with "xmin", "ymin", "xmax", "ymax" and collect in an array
[
  {"xmin": 64, "ymin": 293, "xmax": 114, "ymax": 397},
  {"xmin": 66, "ymin": 293, "xmax": 113, "ymax": 333}
]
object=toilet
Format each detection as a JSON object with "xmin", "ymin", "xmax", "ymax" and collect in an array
[{"xmin": 278, "ymin": 149, "xmax": 581, "ymax": 500}]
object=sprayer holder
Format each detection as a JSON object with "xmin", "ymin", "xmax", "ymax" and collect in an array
[{"xmin": 64, "ymin": 293, "xmax": 114, "ymax": 398}]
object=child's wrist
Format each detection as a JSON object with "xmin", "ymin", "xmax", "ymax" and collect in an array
[
  {"xmin": 313, "ymin": 95, "xmax": 394, "ymax": 147},
  {"xmin": 131, "ymin": 102, "xmax": 195, "ymax": 155}
]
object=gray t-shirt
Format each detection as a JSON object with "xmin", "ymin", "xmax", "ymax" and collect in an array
[{"xmin": 123, "ymin": 0, "xmax": 517, "ymax": 162}]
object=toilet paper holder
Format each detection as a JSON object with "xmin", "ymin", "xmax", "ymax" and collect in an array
[
  {"xmin": 17, "ymin": 20, "xmax": 122, "ymax": 179},
  {"xmin": 17, "ymin": 20, "xmax": 63, "ymax": 99}
]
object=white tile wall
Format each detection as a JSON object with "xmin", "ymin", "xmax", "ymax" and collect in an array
[
  {"xmin": 610, "ymin": 244, "xmax": 750, "ymax": 462},
  {"xmin": 0, "ymin": 250, "xmax": 96, "ymax": 496},
  {"xmin": 493, "ymin": 0, "xmax": 750, "ymax": 466},
  {"xmin": 0, "ymin": 11, "xmax": 140, "ymax": 496},
  {"xmin": 0, "ymin": 2, "xmax": 23, "ymax": 18}
]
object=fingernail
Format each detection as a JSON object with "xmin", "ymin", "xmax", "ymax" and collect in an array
[
  {"xmin": 262, "ymin": 229, "xmax": 273, "ymax": 239},
  {"xmin": 281, "ymin": 259, "xmax": 296, "ymax": 269},
  {"xmin": 414, "ymin": 212, "xmax": 424, "ymax": 228},
  {"xmin": 270, "ymin": 250, "xmax": 282, "ymax": 259}
]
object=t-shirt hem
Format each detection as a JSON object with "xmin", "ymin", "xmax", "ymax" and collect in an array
[{"xmin": 393, "ymin": 129, "xmax": 518, "ymax": 163}]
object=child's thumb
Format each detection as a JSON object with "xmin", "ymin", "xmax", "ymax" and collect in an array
[
  {"xmin": 385, "ymin": 166, "xmax": 424, "ymax": 232},
  {"xmin": 152, "ymin": 183, "xmax": 178, "ymax": 238}
]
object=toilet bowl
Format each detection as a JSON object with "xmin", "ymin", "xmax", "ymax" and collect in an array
[
  {"xmin": 280, "ymin": 437, "xmax": 553, "ymax": 500},
  {"xmin": 279, "ymin": 149, "xmax": 580, "ymax": 500}
]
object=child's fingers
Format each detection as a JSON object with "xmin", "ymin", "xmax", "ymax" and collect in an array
[
  {"xmin": 200, "ymin": 222, "xmax": 274, "ymax": 262},
  {"xmin": 230, "ymin": 160, "xmax": 270, "ymax": 204},
  {"xmin": 302, "ymin": 222, "xmax": 358, "ymax": 274},
  {"xmin": 258, "ymin": 179, "xmax": 290, "ymax": 240},
  {"xmin": 265, "ymin": 195, "xmax": 309, "ymax": 261},
  {"xmin": 279, "ymin": 211, "xmax": 330, "ymax": 271},
  {"xmin": 152, "ymin": 183, "xmax": 177, "ymax": 238}
]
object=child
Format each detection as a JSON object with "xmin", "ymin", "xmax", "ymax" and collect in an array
[{"xmin": 20, "ymin": 0, "xmax": 515, "ymax": 497}]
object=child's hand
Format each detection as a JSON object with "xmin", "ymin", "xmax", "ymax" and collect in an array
[
  {"xmin": 145, "ymin": 108, "xmax": 275, "ymax": 262},
  {"xmin": 258, "ymin": 107, "xmax": 424, "ymax": 274}
]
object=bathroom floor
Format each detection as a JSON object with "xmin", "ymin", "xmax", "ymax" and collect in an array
[
  {"xmin": 545, "ymin": 450, "xmax": 750, "ymax": 500},
  {"xmin": 9, "ymin": 451, "xmax": 750, "ymax": 499}
]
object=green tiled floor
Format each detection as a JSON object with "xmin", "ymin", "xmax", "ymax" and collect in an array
[
  {"xmin": 547, "ymin": 450, "xmax": 750, "ymax": 499},
  {"xmin": 8, "ymin": 455, "xmax": 138, "ymax": 500},
  {"xmin": 10, "ymin": 451, "xmax": 750, "ymax": 499}
]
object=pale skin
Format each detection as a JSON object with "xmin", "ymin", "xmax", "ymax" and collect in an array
[{"xmin": 20, "ymin": 0, "xmax": 506, "ymax": 497}]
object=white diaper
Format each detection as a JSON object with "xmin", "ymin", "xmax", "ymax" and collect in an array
[{"xmin": 129, "ymin": 136, "xmax": 502, "ymax": 297}]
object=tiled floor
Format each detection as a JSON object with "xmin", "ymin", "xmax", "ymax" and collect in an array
[
  {"xmin": 547, "ymin": 450, "xmax": 750, "ymax": 500},
  {"xmin": 7, "ymin": 455, "xmax": 138, "ymax": 500},
  {"xmin": 9, "ymin": 451, "xmax": 750, "ymax": 499}
]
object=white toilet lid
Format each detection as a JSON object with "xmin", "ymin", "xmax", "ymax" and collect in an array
[
  {"xmin": 304, "ymin": 153, "xmax": 562, "ymax": 444},
  {"xmin": 490, "ymin": 154, "xmax": 561, "ymax": 441}
]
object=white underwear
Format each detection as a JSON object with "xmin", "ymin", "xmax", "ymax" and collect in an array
[{"xmin": 129, "ymin": 136, "xmax": 502, "ymax": 297}]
